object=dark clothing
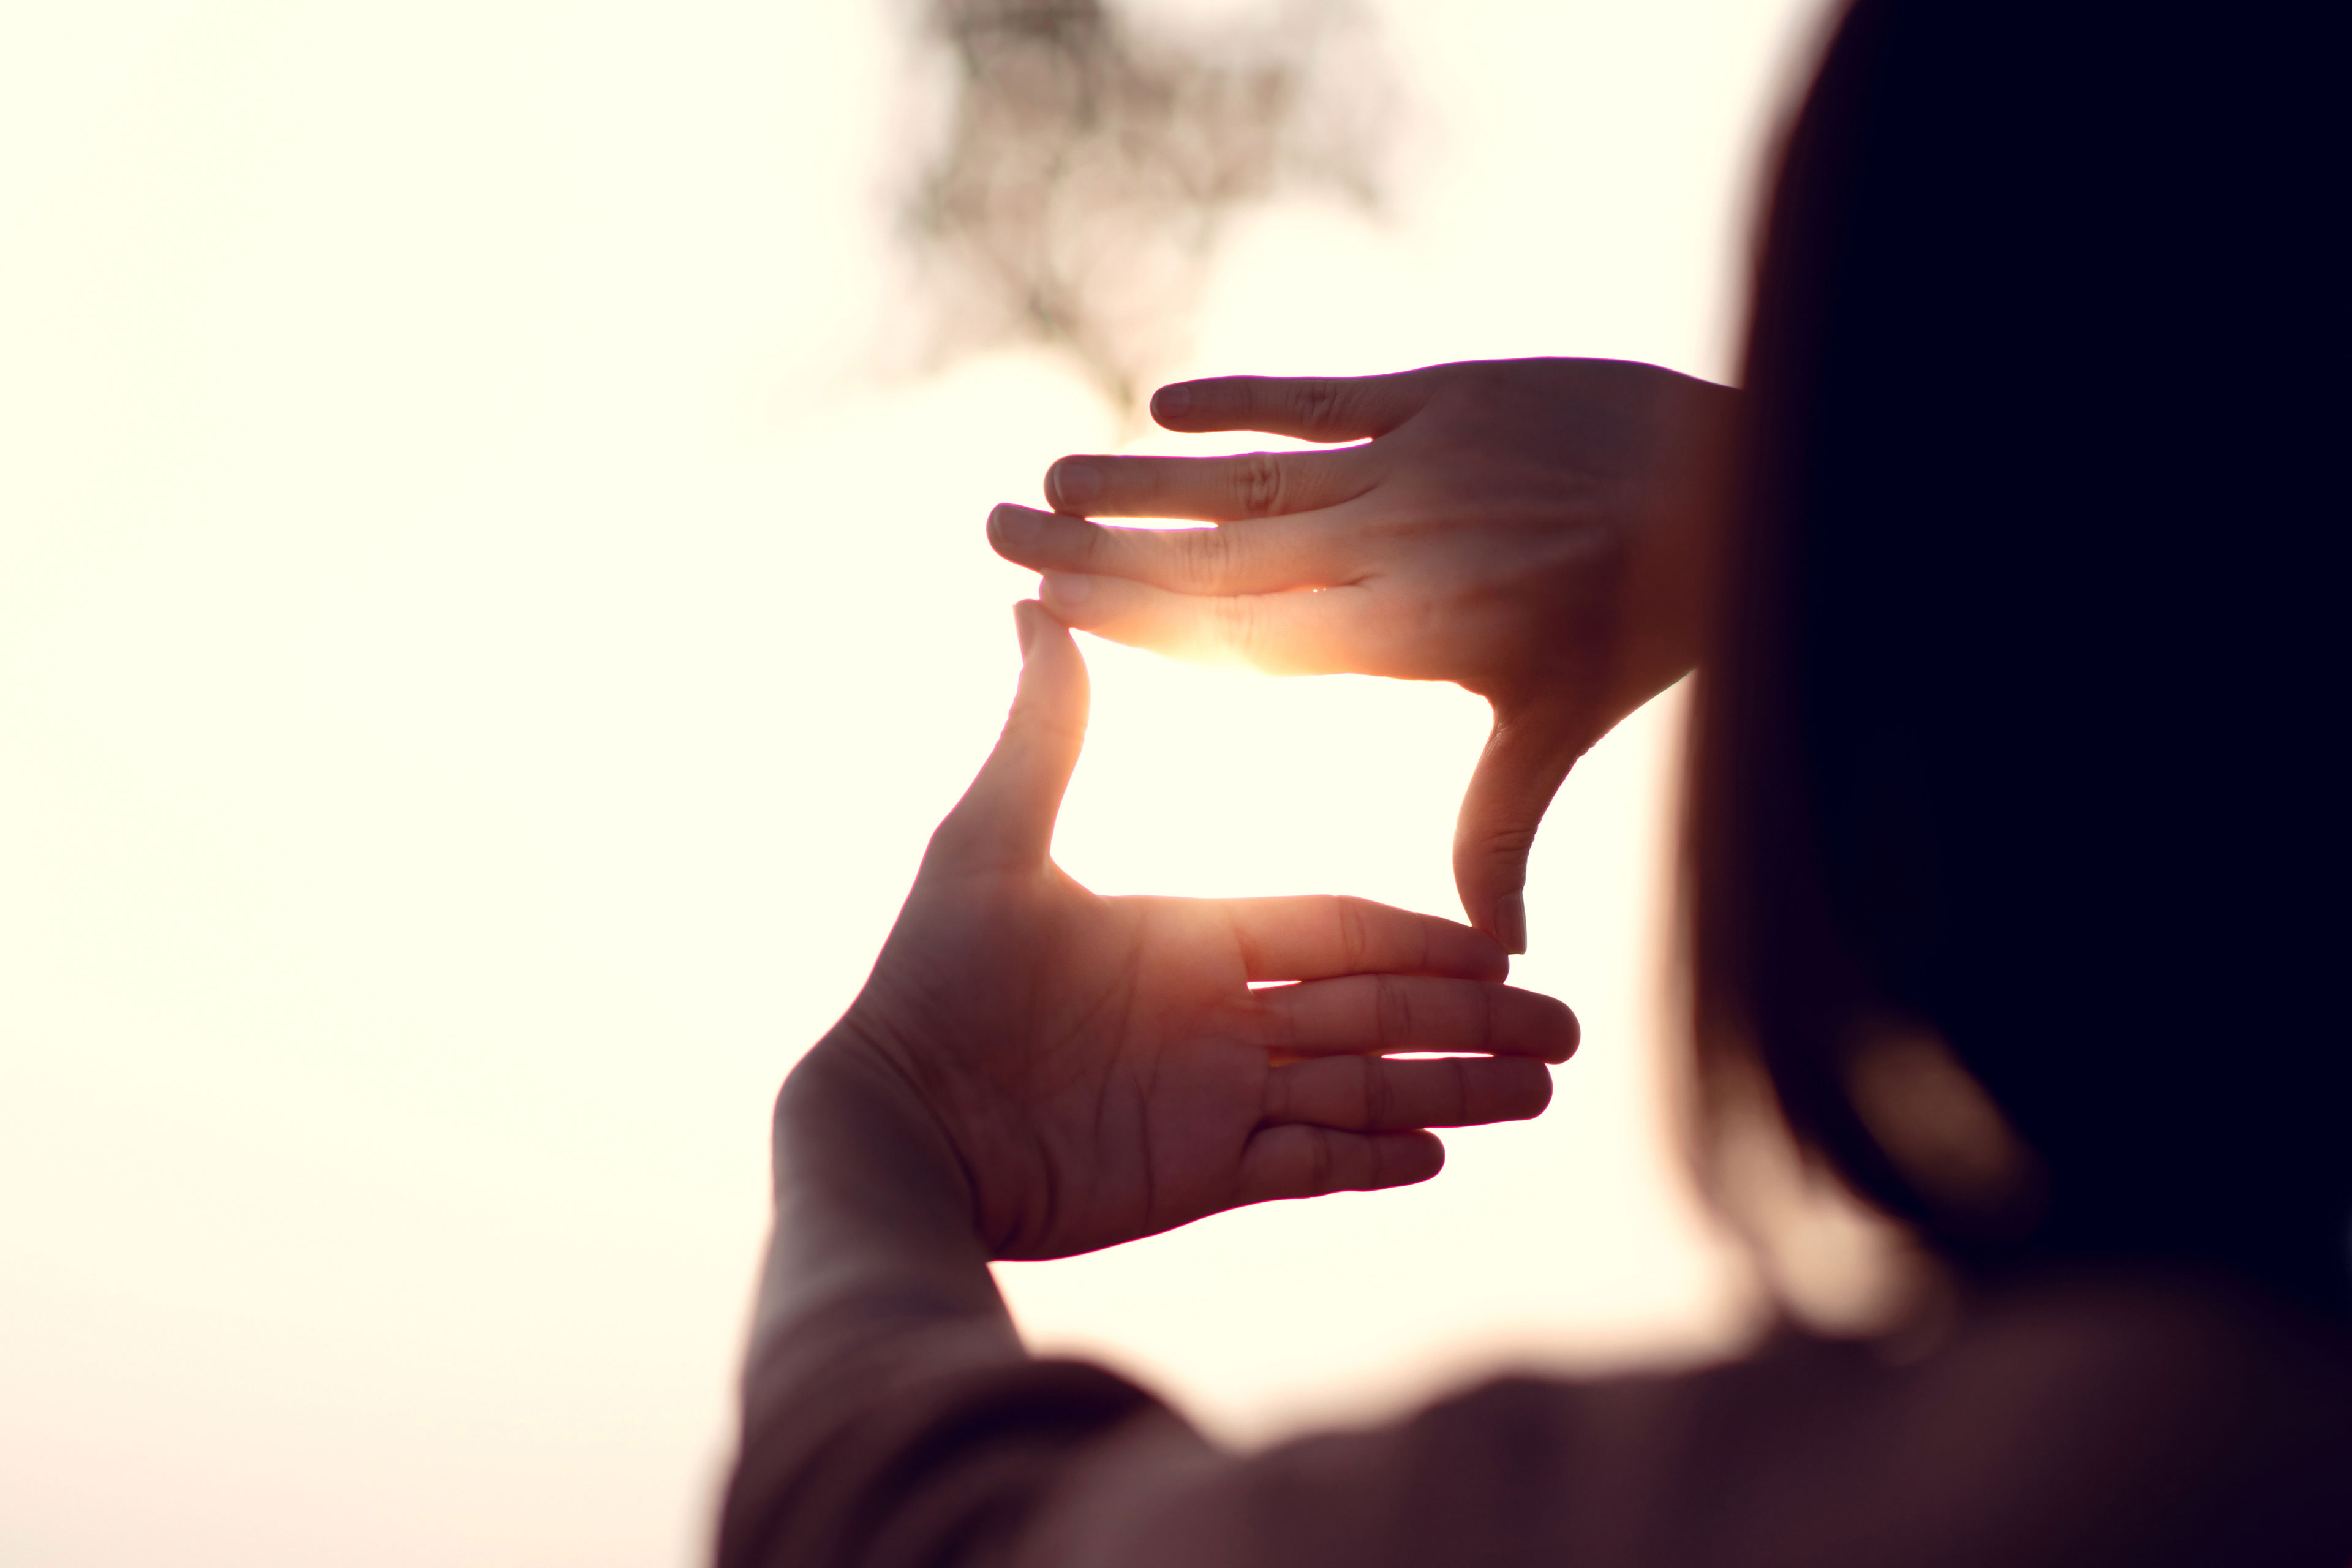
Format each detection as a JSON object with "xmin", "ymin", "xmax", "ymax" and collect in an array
[{"xmin": 720, "ymin": 1272, "xmax": 2352, "ymax": 1566}]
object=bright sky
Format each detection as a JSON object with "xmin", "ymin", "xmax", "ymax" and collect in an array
[{"xmin": 1, "ymin": 2, "xmax": 1830, "ymax": 1563}]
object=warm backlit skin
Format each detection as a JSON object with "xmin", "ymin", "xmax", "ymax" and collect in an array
[
  {"xmin": 782, "ymin": 602, "xmax": 1579, "ymax": 1272},
  {"xmin": 987, "ymin": 358, "xmax": 1736, "ymax": 952}
]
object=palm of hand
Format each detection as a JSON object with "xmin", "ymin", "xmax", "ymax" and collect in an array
[{"xmin": 851, "ymin": 870, "xmax": 1271, "ymax": 1259}]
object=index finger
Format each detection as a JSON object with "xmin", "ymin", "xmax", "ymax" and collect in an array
[
  {"xmin": 1151, "ymin": 372, "xmax": 1434, "ymax": 442},
  {"xmin": 1044, "ymin": 446, "xmax": 1374, "ymax": 521},
  {"xmin": 989, "ymin": 504, "xmax": 1347, "ymax": 597},
  {"xmin": 1221, "ymin": 895, "xmax": 1508, "ymax": 983}
]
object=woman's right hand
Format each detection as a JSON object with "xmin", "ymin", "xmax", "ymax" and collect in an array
[{"xmin": 986, "ymin": 358, "xmax": 1736, "ymax": 951}]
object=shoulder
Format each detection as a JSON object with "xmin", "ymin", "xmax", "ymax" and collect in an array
[
  {"xmin": 1874, "ymin": 1271, "xmax": 2352, "ymax": 1564},
  {"xmin": 1664, "ymin": 1270, "xmax": 2352, "ymax": 1567},
  {"xmin": 1020, "ymin": 1272, "xmax": 2352, "ymax": 1568}
]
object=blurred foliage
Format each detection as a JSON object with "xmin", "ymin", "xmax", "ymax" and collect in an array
[{"xmin": 900, "ymin": 0, "xmax": 1395, "ymax": 410}]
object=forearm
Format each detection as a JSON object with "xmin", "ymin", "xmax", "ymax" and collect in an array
[{"xmin": 720, "ymin": 1031, "xmax": 1172, "ymax": 1568}]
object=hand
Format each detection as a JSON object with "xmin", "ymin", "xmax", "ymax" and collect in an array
[
  {"xmin": 801, "ymin": 602, "xmax": 1580, "ymax": 1262},
  {"xmin": 984, "ymin": 358, "xmax": 1737, "ymax": 951}
]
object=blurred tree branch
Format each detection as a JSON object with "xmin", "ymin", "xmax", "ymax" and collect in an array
[{"xmin": 900, "ymin": 0, "xmax": 1395, "ymax": 410}]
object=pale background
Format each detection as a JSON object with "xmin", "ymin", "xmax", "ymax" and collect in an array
[{"xmin": 1, "ymin": 2, "xmax": 1830, "ymax": 1562}]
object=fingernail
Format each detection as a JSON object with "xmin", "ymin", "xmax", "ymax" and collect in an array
[
  {"xmin": 1049, "ymin": 461, "xmax": 1101, "ymax": 510},
  {"xmin": 1043, "ymin": 573, "xmax": 1091, "ymax": 609},
  {"xmin": 1152, "ymin": 384, "xmax": 1191, "ymax": 421},
  {"xmin": 1013, "ymin": 600, "xmax": 1038, "ymax": 658},
  {"xmin": 1495, "ymin": 893, "xmax": 1528, "ymax": 956},
  {"xmin": 989, "ymin": 504, "xmax": 1041, "ymax": 546}
]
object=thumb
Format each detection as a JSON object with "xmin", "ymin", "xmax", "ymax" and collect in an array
[
  {"xmin": 929, "ymin": 601, "xmax": 1090, "ymax": 873},
  {"xmin": 1452, "ymin": 699, "xmax": 1588, "ymax": 954}
]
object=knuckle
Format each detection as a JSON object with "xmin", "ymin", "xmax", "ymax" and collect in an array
[
  {"xmin": 922, "ymin": 813, "xmax": 974, "ymax": 865},
  {"xmin": 1307, "ymin": 1128, "xmax": 1335, "ymax": 1193},
  {"xmin": 1174, "ymin": 526, "xmax": 1234, "ymax": 593},
  {"xmin": 1231, "ymin": 453, "xmax": 1285, "ymax": 518},
  {"xmin": 1446, "ymin": 1058, "xmax": 1473, "ymax": 1121},
  {"xmin": 1333, "ymin": 897, "xmax": 1371, "ymax": 971},
  {"xmin": 1269, "ymin": 990, "xmax": 1306, "ymax": 1052},
  {"xmin": 1076, "ymin": 522, "xmax": 1117, "ymax": 571},
  {"xmin": 1261, "ymin": 1060, "xmax": 1292, "ymax": 1120},
  {"xmin": 1373, "ymin": 974, "xmax": 1414, "ymax": 1044},
  {"xmin": 1476, "ymin": 819, "xmax": 1541, "ymax": 861},
  {"xmin": 1297, "ymin": 379, "xmax": 1347, "ymax": 430},
  {"xmin": 1209, "ymin": 592, "xmax": 1264, "ymax": 661},
  {"xmin": 924, "ymin": 805, "xmax": 1008, "ymax": 875},
  {"xmin": 1008, "ymin": 687, "xmax": 1073, "ymax": 737},
  {"xmin": 1361, "ymin": 1058, "xmax": 1396, "ymax": 1128}
]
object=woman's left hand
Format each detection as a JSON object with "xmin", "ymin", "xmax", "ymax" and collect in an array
[{"xmin": 796, "ymin": 603, "xmax": 1580, "ymax": 1262}]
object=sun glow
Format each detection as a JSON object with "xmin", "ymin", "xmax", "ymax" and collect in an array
[{"xmin": 0, "ymin": 1, "xmax": 1831, "ymax": 1561}]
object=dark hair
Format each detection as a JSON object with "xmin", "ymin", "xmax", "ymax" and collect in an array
[{"xmin": 1687, "ymin": 0, "xmax": 2350, "ymax": 1317}]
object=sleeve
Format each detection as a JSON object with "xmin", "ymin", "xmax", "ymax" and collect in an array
[
  {"xmin": 714, "ymin": 1314, "xmax": 1697, "ymax": 1568},
  {"xmin": 717, "ymin": 1297, "xmax": 2352, "ymax": 1568},
  {"xmin": 1007, "ymin": 1371, "xmax": 1709, "ymax": 1568},
  {"xmin": 716, "ymin": 1335, "xmax": 1180, "ymax": 1568}
]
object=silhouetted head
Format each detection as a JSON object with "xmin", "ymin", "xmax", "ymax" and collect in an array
[{"xmin": 1689, "ymin": 0, "xmax": 2349, "ymax": 1316}]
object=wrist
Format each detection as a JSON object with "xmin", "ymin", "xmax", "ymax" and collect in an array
[
  {"xmin": 777, "ymin": 1026, "xmax": 979, "ymax": 1248},
  {"xmin": 748, "ymin": 1028, "xmax": 1013, "ymax": 1388}
]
